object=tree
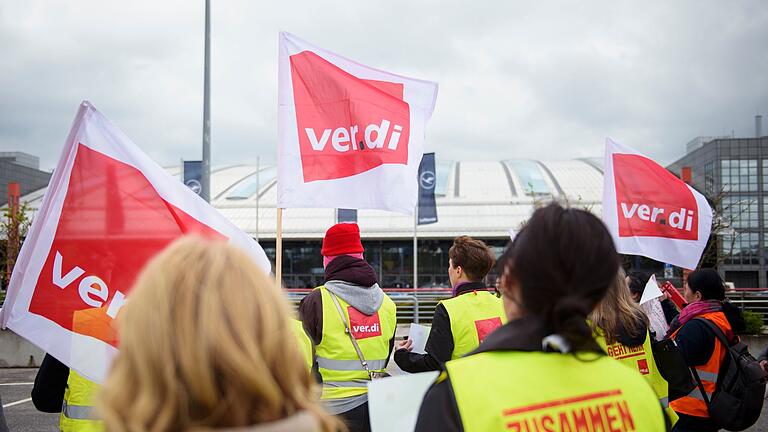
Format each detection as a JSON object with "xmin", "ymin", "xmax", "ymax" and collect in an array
[
  {"xmin": 1, "ymin": 201, "xmax": 32, "ymax": 291},
  {"xmin": 697, "ymin": 187, "xmax": 749, "ymax": 269}
]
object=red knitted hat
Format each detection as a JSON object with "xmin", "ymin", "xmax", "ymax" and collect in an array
[{"xmin": 321, "ymin": 223, "xmax": 364, "ymax": 256}]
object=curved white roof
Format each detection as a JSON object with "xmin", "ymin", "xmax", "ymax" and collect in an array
[{"xmin": 19, "ymin": 158, "xmax": 604, "ymax": 239}]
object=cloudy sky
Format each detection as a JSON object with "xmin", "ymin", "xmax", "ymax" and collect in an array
[{"xmin": 1, "ymin": 1, "xmax": 766, "ymax": 172}]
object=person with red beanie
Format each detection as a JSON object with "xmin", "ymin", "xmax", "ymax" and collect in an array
[{"xmin": 298, "ymin": 223, "xmax": 397, "ymax": 432}]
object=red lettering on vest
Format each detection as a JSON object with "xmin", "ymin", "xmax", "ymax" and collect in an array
[
  {"xmin": 503, "ymin": 390, "xmax": 636, "ymax": 431},
  {"xmin": 572, "ymin": 408, "xmax": 591, "ymax": 432},
  {"xmin": 347, "ymin": 307, "xmax": 382, "ymax": 339},
  {"xmin": 290, "ymin": 51, "xmax": 410, "ymax": 182},
  {"xmin": 475, "ymin": 317, "xmax": 503, "ymax": 343}
]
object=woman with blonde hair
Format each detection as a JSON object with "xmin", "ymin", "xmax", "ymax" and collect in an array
[
  {"xmin": 590, "ymin": 268, "xmax": 676, "ymax": 425},
  {"xmin": 99, "ymin": 236, "xmax": 342, "ymax": 432}
]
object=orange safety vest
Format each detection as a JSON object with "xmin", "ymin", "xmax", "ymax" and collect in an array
[{"xmin": 670, "ymin": 311, "xmax": 732, "ymax": 418}]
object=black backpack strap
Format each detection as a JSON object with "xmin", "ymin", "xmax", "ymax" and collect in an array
[
  {"xmin": 692, "ymin": 317, "xmax": 735, "ymax": 348},
  {"xmin": 687, "ymin": 317, "xmax": 739, "ymax": 407},
  {"xmin": 689, "ymin": 366, "xmax": 712, "ymax": 407}
]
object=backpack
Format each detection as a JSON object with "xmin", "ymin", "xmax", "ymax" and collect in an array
[
  {"xmin": 691, "ymin": 317, "xmax": 767, "ymax": 431},
  {"xmin": 651, "ymin": 338, "xmax": 697, "ymax": 401}
]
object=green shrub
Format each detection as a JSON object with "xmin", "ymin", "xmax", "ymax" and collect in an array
[{"xmin": 742, "ymin": 310, "xmax": 764, "ymax": 335}]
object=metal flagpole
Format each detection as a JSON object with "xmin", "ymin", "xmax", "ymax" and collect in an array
[
  {"xmin": 200, "ymin": 0, "xmax": 212, "ymax": 202},
  {"xmin": 275, "ymin": 208, "xmax": 283, "ymax": 290},
  {"xmin": 413, "ymin": 206, "xmax": 418, "ymax": 291},
  {"xmin": 255, "ymin": 156, "xmax": 260, "ymax": 242}
]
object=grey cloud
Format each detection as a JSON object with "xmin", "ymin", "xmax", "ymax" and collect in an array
[{"xmin": 1, "ymin": 1, "xmax": 766, "ymax": 173}]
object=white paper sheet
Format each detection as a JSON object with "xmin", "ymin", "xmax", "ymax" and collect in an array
[
  {"xmin": 368, "ymin": 371, "xmax": 440, "ymax": 432},
  {"xmin": 408, "ymin": 323, "xmax": 430, "ymax": 354},
  {"xmin": 640, "ymin": 274, "xmax": 664, "ymax": 304},
  {"xmin": 641, "ymin": 297, "xmax": 670, "ymax": 341}
]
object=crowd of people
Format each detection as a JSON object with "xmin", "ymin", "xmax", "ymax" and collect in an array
[{"xmin": 19, "ymin": 203, "xmax": 767, "ymax": 431}]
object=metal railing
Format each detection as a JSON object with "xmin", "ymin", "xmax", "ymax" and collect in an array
[
  {"xmin": 726, "ymin": 288, "xmax": 768, "ymax": 326},
  {"xmin": 286, "ymin": 287, "xmax": 768, "ymax": 327},
  {"xmin": 285, "ymin": 288, "xmax": 453, "ymax": 324}
]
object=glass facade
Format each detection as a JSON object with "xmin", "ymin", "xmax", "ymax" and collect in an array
[
  {"xmin": 722, "ymin": 196, "xmax": 759, "ymax": 229},
  {"xmin": 225, "ymin": 167, "xmax": 277, "ymax": 200},
  {"xmin": 722, "ymin": 233, "xmax": 759, "ymax": 265},
  {"xmin": 263, "ymin": 238, "xmax": 508, "ymax": 288},
  {"xmin": 670, "ymin": 137, "xmax": 768, "ymax": 287},
  {"xmin": 721, "ymin": 159, "xmax": 758, "ymax": 192},
  {"xmin": 507, "ymin": 160, "xmax": 551, "ymax": 196},
  {"xmin": 704, "ymin": 162, "xmax": 715, "ymax": 195}
]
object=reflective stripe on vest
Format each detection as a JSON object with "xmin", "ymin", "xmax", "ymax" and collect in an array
[
  {"xmin": 315, "ymin": 286, "xmax": 396, "ymax": 401},
  {"xmin": 316, "ymin": 357, "xmax": 388, "ymax": 371},
  {"xmin": 670, "ymin": 311, "xmax": 732, "ymax": 419},
  {"xmin": 59, "ymin": 370, "xmax": 104, "ymax": 432},
  {"xmin": 323, "ymin": 380, "xmax": 370, "ymax": 388},
  {"xmin": 62, "ymin": 401, "xmax": 95, "ymax": 420},
  {"xmin": 445, "ymin": 351, "xmax": 667, "ymax": 432},
  {"xmin": 441, "ymin": 290, "xmax": 506, "ymax": 359}
]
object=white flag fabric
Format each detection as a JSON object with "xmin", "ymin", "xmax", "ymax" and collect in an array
[
  {"xmin": 602, "ymin": 138, "xmax": 713, "ymax": 269},
  {"xmin": 0, "ymin": 102, "xmax": 271, "ymax": 382},
  {"xmin": 277, "ymin": 32, "xmax": 438, "ymax": 214},
  {"xmin": 639, "ymin": 274, "xmax": 665, "ymax": 305}
]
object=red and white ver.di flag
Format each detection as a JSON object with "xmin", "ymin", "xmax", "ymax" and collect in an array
[
  {"xmin": 0, "ymin": 102, "xmax": 271, "ymax": 382},
  {"xmin": 602, "ymin": 138, "xmax": 713, "ymax": 269},
  {"xmin": 278, "ymin": 32, "xmax": 438, "ymax": 214}
]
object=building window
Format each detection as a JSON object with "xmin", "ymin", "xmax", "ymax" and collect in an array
[
  {"xmin": 763, "ymin": 159, "xmax": 768, "ymax": 191},
  {"xmin": 704, "ymin": 162, "xmax": 715, "ymax": 195},
  {"xmin": 722, "ymin": 196, "xmax": 759, "ymax": 229},
  {"xmin": 721, "ymin": 159, "xmax": 758, "ymax": 193},
  {"xmin": 722, "ymin": 232, "xmax": 759, "ymax": 265}
]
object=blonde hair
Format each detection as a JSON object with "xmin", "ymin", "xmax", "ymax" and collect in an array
[
  {"xmin": 589, "ymin": 268, "xmax": 649, "ymax": 345},
  {"xmin": 99, "ymin": 236, "xmax": 341, "ymax": 432}
]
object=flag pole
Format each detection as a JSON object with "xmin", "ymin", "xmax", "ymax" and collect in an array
[
  {"xmin": 200, "ymin": 0, "xmax": 211, "ymax": 202},
  {"xmin": 275, "ymin": 207, "xmax": 283, "ymax": 290},
  {"xmin": 413, "ymin": 205, "xmax": 418, "ymax": 291},
  {"xmin": 255, "ymin": 156, "xmax": 260, "ymax": 242}
]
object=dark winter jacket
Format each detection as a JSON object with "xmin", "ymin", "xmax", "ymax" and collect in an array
[
  {"xmin": 32, "ymin": 354, "xmax": 69, "ymax": 413},
  {"xmin": 297, "ymin": 255, "xmax": 396, "ymax": 374}
]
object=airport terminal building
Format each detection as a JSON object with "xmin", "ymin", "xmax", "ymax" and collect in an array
[{"xmin": 17, "ymin": 158, "xmax": 606, "ymax": 288}]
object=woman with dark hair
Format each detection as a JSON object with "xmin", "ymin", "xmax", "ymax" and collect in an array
[
  {"xmin": 667, "ymin": 268, "xmax": 745, "ymax": 432},
  {"xmin": 414, "ymin": 204, "xmax": 667, "ymax": 431}
]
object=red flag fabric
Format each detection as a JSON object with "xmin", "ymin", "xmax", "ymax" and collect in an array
[
  {"xmin": 602, "ymin": 138, "xmax": 713, "ymax": 269},
  {"xmin": 0, "ymin": 102, "xmax": 270, "ymax": 382},
  {"xmin": 278, "ymin": 32, "xmax": 438, "ymax": 214}
]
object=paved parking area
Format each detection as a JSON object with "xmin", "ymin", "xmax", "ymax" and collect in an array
[
  {"xmin": 1, "ymin": 369, "xmax": 57, "ymax": 431},
  {"xmin": 3, "ymin": 366, "xmax": 768, "ymax": 431}
]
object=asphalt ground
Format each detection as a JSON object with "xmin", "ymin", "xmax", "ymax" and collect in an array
[
  {"xmin": 1, "ymin": 368, "xmax": 57, "ymax": 431},
  {"xmin": 3, "ymin": 365, "xmax": 768, "ymax": 431}
]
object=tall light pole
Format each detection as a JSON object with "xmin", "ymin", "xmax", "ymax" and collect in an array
[{"xmin": 201, "ymin": 0, "xmax": 211, "ymax": 202}]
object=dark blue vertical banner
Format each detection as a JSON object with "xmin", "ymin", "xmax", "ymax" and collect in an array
[
  {"xmin": 183, "ymin": 160, "xmax": 203, "ymax": 196},
  {"xmin": 418, "ymin": 152, "xmax": 438, "ymax": 225},
  {"xmin": 337, "ymin": 208, "xmax": 358, "ymax": 223}
]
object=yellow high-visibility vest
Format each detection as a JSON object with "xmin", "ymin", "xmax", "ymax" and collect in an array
[
  {"xmin": 594, "ymin": 327, "xmax": 678, "ymax": 426},
  {"xmin": 59, "ymin": 370, "xmax": 104, "ymax": 432},
  {"xmin": 292, "ymin": 318, "xmax": 314, "ymax": 371},
  {"xmin": 440, "ymin": 290, "xmax": 506, "ymax": 359},
  {"xmin": 315, "ymin": 286, "xmax": 396, "ymax": 401},
  {"xmin": 446, "ymin": 351, "xmax": 667, "ymax": 432}
]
